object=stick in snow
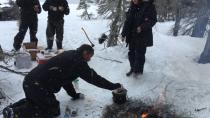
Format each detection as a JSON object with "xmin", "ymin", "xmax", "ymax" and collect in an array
[
  {"xmin": 195, "ymin": 107, "xmax": 207, "ymax": 112},
  {"xmin": 95, "ymin": 55, "xmax": 123, "ymax": 63},
  {"xmin": 0, "ymin": 65, "xmax": 28, "ymax": 76},
  {"xmin": 81, "ymin": 27, "xmax": 95, "ymax": 47}
]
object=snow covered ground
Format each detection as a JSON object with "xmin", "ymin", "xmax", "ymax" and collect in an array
[{"xmin": 0, "ymin": 4, "xmax": 210, "ymax": 118}]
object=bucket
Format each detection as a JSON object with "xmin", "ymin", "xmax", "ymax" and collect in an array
[{"xmin": 112, "ymin": 88, "xmax": 127, "ymax": 104}]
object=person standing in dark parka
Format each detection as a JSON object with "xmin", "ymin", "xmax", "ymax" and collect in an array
[
  {"xmin": 3, "ymin": 44, "xmax": 123, "ymax": 118},
  {"xmin": 42, "ymin": 0, "xmax": 69, "ymax": 51},
  {"xmin": 13, "ymin": 0, "xmax": 41, "ymax": 51},
  {"xmin": 121, "ymin": 0, "xmax": 157, "ymax": 77}
]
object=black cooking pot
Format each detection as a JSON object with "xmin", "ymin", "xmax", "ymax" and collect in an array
[{"xmin": 112, "ymin": 88, "xmax": 127, "ymax": 104}]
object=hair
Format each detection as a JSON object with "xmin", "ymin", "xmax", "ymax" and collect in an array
[
  {"xmin": 130, "ymin": 0, "xmax": 154, "ymax": 6},
  {"xmin": 130, "ymin": 0, "xmax": 142, "ymax": 6},
  {"xmin": 77, "ymin": 44, "xmax": 94, "ymax": 55}
]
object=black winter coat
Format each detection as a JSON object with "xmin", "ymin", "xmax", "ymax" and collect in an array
[
  {"xmin": 121, "ymin": 1, "xmax": 157, "ymax": 47},
  {"xmin": 42, "ymin": 0, "xmax": 69, "ymax": 21},
  {"xmin": 16, "ymin": 0, "xmax": 41, "ymax": 20},
  {"xmin": 24, "ymin": 50, "xmax": 120, "ymax": 98}
]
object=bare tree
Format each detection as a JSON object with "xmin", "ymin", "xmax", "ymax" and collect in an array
[
  {"xmin": 173, "ymin": 0, "xmax": 181, "ymax": 36},
  {"xmin": 199, "ymin": 30, "xmax": 210, "ymax": 64},
  {"xmin": 0, "ymin": 45, "xmax": 4, "ymax": 61},
  {"xmin": 191, "ymin": 0, "xmax": 210, "ymax": 38}
]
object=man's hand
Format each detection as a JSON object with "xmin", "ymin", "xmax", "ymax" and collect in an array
[
  {"xmin": 34, "ymin": 5, "xmax": 40, "ymax": 13},
  {"xmin": 58, "ymin": 6, "xmax": 64, "ymax": 11},
  {"xmin": 72, "ymin": 93, "xmax": 85, "ymax": 100},
  {"xmin": 49, "ymin": 6, "xmax": 57, "ymax": 11},
  {"xmin": 114, "ymin": 83, "xmax": 122, "ymax": 89},
  {"xmin": 137, "ymin": 26, "xmax": 142, "ymax": 33},
  {"xmin": 112, "ymin": 84, "xmax": 127, "ymax": 93}
]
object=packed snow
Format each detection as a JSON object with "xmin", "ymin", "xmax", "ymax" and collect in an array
[{"xmin": 0, "ymin": 3, "xmax": 210, "ymax": 118}]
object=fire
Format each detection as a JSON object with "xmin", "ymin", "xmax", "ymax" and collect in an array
[{"xmin": 141, "ymin": 112, "xmax": 149, "ymax": 118}]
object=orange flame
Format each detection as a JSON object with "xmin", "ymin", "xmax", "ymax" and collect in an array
[{"xmin": 141, "ymin": 112, "xmax": 149, "ymax": 118}]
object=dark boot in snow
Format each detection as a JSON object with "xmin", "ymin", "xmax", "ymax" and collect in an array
[
  {"xmin": 126, "ymin": 69, "xmax": 133, "ymax": 76},
  {"xmin": 56, "ymin": 40, "xmax": 63, "ymax": 50},
  {"xmin": 46, "ymin": 37, "xmax": 54, "ymax": 50},
  {"xmin": 3, "ymin": 107, "xmax": 14, "ymax": 118},
  {"xmin": 133, "ymin": 71, "xmax": 143, "ymax": 78}
]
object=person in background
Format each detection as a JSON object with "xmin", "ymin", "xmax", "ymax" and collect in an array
[
  {"xmin": 13, "ymin": 0, "xmax": 41, "ymax": 51},
  {"xmin": 121, "ymin": 0, "xmax": 157, "ymax": 77},
  {"xmin": 42, "ymin": 0, "xmax": 70, "ymax": 51}
]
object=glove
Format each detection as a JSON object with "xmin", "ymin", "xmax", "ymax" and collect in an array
[
  {"xmin": 137, "ymin": 26, "xmax": 142, "ymax": 33},
  {"xmin": 114, "ymin": 83, "xmax": 122, "ymax": 90},
  {"xmin": 113, "ymin": 84, "xmax": 127, "ymax": 93},
  {"xmin": 49, "ymin": 6, "xmax": 57, "ymax": 11},
  {"xmin": 58, "ymin": 6, "xmax": 64, "ymax": 11},
  {"xmin": 71, "ymin": 93, "xmax": 85, "ymax": 100}
]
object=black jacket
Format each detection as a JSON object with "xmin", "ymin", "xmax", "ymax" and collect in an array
[
  {"xmin": 42, "ymin": 0, "xmax": 69, "ymax": 21},
  {"xmin": 24, "ymin": 50, "xmax": 120, "ymax": 98},
  {"xmin": 16, "ymin": 0, "xmax": 41, "ymax": 20},
  {"xmin": 121, "ymin": 1, "xmax": 157, "ymax": 47}
]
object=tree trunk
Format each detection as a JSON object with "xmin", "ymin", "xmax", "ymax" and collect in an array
[
  {"xmin": 191, "ymin": 0, "xmax": 209, "ymax": 38},
  {"xmin": 191, "ymin": 17, "xmax": 208, "ymax": 38},
  {"xmin": 0, "ymin": 45, "xmax": 4, "ymax": 61},
  {"xmin": 0, "ymin": 88, "xmax": 6, "ymax": 99},
  {"xmin": 107, "ymin": 0, "xmax": 122, "ymax": 47},
  {"xmin": 173, "ymin": 0, "xmax": 181, "ymax": 36},
  {"xmin": 199, "ymin": 30, "xmax": 210, "ymax": 64}
]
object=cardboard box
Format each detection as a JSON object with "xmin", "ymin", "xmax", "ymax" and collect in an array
[
  {"xmin": 27, "ymin": 49, "xmax": 39, "ymax": 61},
  {"xmin": 22, "ymin": 42, "xmax": 44, "ymax": 61},
  {"xmin": 22, "ymin": 42, "xmax": 37, "ymax": 49}
]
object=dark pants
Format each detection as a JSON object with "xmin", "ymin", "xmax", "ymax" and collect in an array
[
  {"xmin": 128, "ymin": 36, "xmax": 147, "ymax": 73},
  {"xmin": 13, "ymin": 18, "xmax": 38, "ymax": 50},
  {"xmin": 16, "ymin": 79, "xmax": 61, "ymax": 118},
  {"xmin": 46, "ymin": 19, "xmax": 64, "ymax": 49},
  {"xmin": 9, "ymin": 98, "xmax": 45, "ymax": 118}
]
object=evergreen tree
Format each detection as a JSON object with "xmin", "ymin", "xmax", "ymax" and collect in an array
[
  {"xmin": 77, "ymin": 0, "xmax": 94, "ymax": 20},
  {"xmin": 97, "ymin": 0, "xmax": 129, "ymax": 47}
]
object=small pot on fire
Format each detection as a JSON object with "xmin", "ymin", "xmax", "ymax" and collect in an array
[{"xmin": 112, "ymin": 87, "xmax": 128, "ymax": 104}]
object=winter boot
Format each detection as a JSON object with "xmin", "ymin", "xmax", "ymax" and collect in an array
[
  {"xmin": 133, "ymin": 70, "xmax": 143, "ymax": 78},
  {"xmin": 3, "ymin": 107, "xmax": 14, "ymax": 118},
  {"xmin": 46, "ymin": 37, "xmax": 54, "ymax": 50},
  {"xmin": 126, "ymin": 69, "xmax": 133, "ymax": 77},
  {"xmin": 56, "ymin": 40, "xmax": 62, "ymax": 50}
]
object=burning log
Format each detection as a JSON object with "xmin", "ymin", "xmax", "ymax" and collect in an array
[{"xmin": 102, "ymin": 99, "xmax": 188, "ymax": 118}]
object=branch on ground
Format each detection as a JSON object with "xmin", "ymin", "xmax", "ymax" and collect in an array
[
  {"xmin": 0, "ymin": 65, "xmax": 28, "ymax": 76},
  {"xmin": 95, "ymin": 55, "xmax": 123, "ymax": 63}
]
